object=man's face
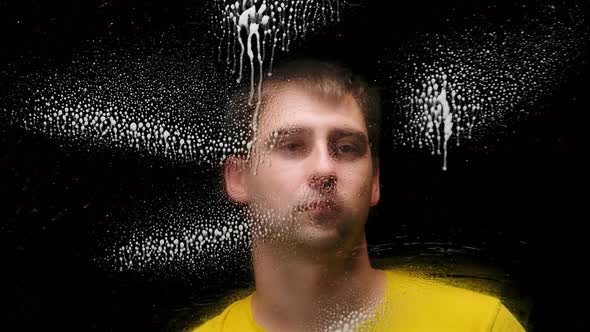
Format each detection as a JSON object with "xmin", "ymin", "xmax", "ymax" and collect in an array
[{"xmin": 228, "ymin": 85, "xmax": 380, "ymax": 250}]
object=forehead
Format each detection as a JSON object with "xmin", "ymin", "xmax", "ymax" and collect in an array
[{"xmin": 258, "ymin": 85, "xmax": 367, "ymax": 136}]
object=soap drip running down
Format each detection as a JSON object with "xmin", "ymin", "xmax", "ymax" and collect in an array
[
  {"xmin": 99, "ymin": 190, "xmax": 330, "ymax": 278},
  {"xmin": 98, "ymin": 190, "xmax": 252, "ymax": 278},
  {"xmin": 4, "ymin": 44, "xmax": 257, "ymax": 166},
  {"xmin": 212, "ymin": 0, "xmax": 346, "ymax": 149},
  {"xmin": 381, "ymin": 5, "xmax": 585, "ymax": 170}
]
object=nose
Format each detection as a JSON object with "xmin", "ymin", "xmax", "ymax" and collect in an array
[{"xmin": 307, "ymin": 143, "xmax": 337, "ymax": 195}]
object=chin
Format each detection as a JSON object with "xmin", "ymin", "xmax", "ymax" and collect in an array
[{"xmin": 293, "ymin": 215, "xmax": 355, "ymax": 250}]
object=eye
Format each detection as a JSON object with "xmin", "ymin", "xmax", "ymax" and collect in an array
[
  {"xmin": 285, "ymin": 143, "xmax": 301, "ymax": 151},
  {"xmin": 278, "ymin": 141, "xmax": 304, "ymax": 152},
  {"xmin": 337, "ymin": 144, "xmax": 358, "ymax": 154}
]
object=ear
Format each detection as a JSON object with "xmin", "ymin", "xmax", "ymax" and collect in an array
[
  {"xmin": 369, "ymin": 161, "xmax": 380, "ymax": 207},
  {"xmin": 223, "ymin": 155, "xmax": 249, "ymax": 204}
]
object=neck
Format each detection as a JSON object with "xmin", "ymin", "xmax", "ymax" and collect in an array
[{"xmin": 250, "ymin": 235, "xmax": 386, "ymax": 332}]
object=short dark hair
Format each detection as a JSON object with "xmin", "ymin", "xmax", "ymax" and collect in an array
[{"xmin": 224, "ymin": 59, "xmax": 382, "ymax": 166}]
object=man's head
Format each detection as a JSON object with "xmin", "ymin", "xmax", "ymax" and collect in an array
[{"xmin": 223, "ymin": 59, "xmax": 382, "ymax": 251}]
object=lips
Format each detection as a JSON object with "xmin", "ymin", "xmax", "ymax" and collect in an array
[{"xmin": 301, "ymin": 199, "xmax": 338, "ymax": 212}]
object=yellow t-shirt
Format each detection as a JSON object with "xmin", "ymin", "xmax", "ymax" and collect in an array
[{"xmin": 192, "ymin": 270, "xmax": 525, "ymax": 331}]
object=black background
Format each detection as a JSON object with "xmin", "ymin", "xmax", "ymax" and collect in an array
[{"xmin": 1, "ymin": 0, "xmax": 589, "ymax": 331}]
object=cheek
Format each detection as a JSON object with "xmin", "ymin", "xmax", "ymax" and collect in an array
[
  {"xmin": 343, "ymin": 169, "xmax": 373, "ymax": 203},
  {"xmin": 247, "ymin": 166, "xmax": 300, "ymax": 205}
]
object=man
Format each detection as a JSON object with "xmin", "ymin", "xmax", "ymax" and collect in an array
[{"xmin": 194, "ymin": 59, "xmax": 525, "ymax": 331}]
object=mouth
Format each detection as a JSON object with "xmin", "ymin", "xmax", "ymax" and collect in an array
[{"xmin": 297, "ymin": 199, "xmax": 339, "ymax": 213}]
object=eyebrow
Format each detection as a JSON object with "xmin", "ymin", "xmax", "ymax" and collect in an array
[
  {"xmin": 270, "ymin": 126, "xmax": 311, "ymax": 138},
  {"xmin": 264, "ymin": 125, "xmax": 368, "ymax": 145},
  {"xmin": 329, "ymin": 129, "xmax": 369, "ymax": 145}
]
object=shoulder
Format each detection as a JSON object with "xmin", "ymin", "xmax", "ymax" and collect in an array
[
  {"xmin": 381, "ymin": 270, "xmax": 525, "ymax": 331},
  {"xmin": 190, "ymin": 294, "xmax": 258, "ymax": 332}
]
